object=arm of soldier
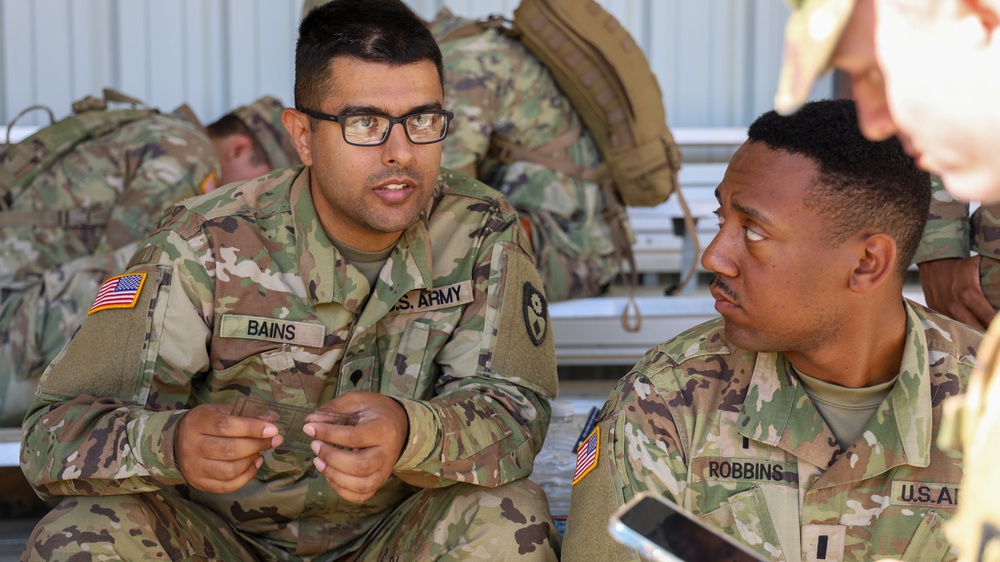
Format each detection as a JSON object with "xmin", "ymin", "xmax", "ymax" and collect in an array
[
  {"xmin": 918, "ymin": 257, "xmax": 995, "ymax": 329},
  {"xmin": 390, "ymin": 208, "xmax": 557, "ymax": 489},
  {"xmin": 96, "ymin": 117, "xmax": 219, "ymax": 255},
  {"xmin": 562, "ymin": 370, "xmax": 690, "ymax": 562},
  {"xmin": 913, "ymin": 176, "xmax": 995, "ymax": 328},
  {"xmin": 914, "ymin": 175, "xmax": 971, "ymax": 266}
]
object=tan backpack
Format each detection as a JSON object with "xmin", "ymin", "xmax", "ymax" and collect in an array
[
  {"xmin": 443, "ymin": 1, "xmax": 696, "ymax": 330},
  {"xmin": 511, "ymin": 0, "xmax": 682, "ymax": 208}
]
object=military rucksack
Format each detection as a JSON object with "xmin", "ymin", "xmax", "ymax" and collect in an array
[
  {"xmin": 512, "ymin": 0, "xmax": 682, "ymax": 208},
  {"xmin": 0, "ymin": 89, "xmax": 157, "ymax": 227},
  {"xmin": 442, "ymin": 1, "xmax": 696, "ymax": 329}
]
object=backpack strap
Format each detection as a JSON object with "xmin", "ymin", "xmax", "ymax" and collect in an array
[
  {"xmin": 0, "ymin": 105, "xmax": 57, "ymax": 192},
  {"xmin": 663, "ymin": 187, "xmax": 700, "ymax": 297},
  {"xmin": 1, "ymin": 108, "xmax": 157, "ymax": 203},
  {"xmin": 2, "ymin": 90, "xmax": 157, "ymax": 216},
  {"xmin": 488, "ymin": 127, "xmax": 610, "ymax": 184},
  {"xmin": 0, "ymin": 205, "xmax": 113, "ymax": 228}
]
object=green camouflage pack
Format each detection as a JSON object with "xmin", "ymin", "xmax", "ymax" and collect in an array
[
  {"xmin": 430, "ymin": 9, "xmax": 619, "ymax": 302},
  {"xmin": 0, "ymin": 90, "xmax": 219, "ymax": 425},
  {"xmin": 21, "ymin": 166, "xmax": 558, "ymax": 558},
  {"xmin": 564, "ymin": 300, "xmax": 981, "ymax": 562}
]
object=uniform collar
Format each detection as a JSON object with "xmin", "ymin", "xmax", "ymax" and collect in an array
[
  {"xmin": 738, "ymin": 299, "xmax": 932, "ymax": 477},
  {"xmin": 291, "ymin": 167, "xmax": 435, "ymax": 312}
]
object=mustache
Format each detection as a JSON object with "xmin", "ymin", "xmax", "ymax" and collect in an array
[
  {"xmin": 368, "ymin": 166, "xmax": 423, "ymax": 186},
  {"xmin": 710, "ymin": 275, "xmax": 738, "ymax": 301}
]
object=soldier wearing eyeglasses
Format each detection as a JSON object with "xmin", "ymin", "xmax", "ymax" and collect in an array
[{"xmin": 18, "ymin": 1, "xmax": 560, "ymax": 560}]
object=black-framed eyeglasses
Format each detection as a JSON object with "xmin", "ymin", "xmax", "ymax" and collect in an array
[{"xmin": 298, "ymin": 108, "xmax": 454, "ymax": 146}]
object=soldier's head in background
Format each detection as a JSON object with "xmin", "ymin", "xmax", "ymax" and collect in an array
[
  {"xmin": 702, "ymin": 99, "xmax": 929, "ymax": 352},
  {"xmin": 281, "ymin": 0, "xmax": 450, "ymax": 252},
  {"xmin": 775, "ymin": 0, "xmax": 1000, "ymax": 203},
  {"xmin": 205, "ymin": 96, "xmax": 301, "ymax": 187}
]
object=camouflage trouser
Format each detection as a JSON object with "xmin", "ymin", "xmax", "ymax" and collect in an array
[
  {"xmin": 981, "ymin": 255, "xmax": 1000, "ymax": 311},
  {"xmin": 22, "ymin": 478, "xmax": 560, "ymax": 561}
]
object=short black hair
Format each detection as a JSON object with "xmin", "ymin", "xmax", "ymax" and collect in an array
[
  {"xmin": 205, "ymin": 114, "xmax": 269, "ymax": 167},
  {"xmin": 294, "ymin": 0, "xmax": 444, "ymax": 113},
  {"xmin": 747, "ymin": 99, "xmax": 931, "ymax": 277}
]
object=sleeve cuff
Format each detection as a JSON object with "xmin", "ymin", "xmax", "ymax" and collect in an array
[
  {"xmin": 914, "ymin": 224, "xmax": 970, "ymax": 264},
  {"xmin": 392, "ymin": 397, "xmax": 441, "ymax": 471},
  {"xmin": 127, "ymin": 409, "xmax": 188, "ymax": 483},
  {"xmin": 913, "ymin": 239, "xmax": 970, "ymax": 264}
]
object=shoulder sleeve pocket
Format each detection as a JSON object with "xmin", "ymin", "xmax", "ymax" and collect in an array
[{"xmin": 37, "ymin": 265, "xmax": 166, "ymax": 405}]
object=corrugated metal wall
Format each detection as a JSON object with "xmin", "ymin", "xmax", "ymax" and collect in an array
[{"xmin": 0, "ymin": 0, "xmax": 833, "ymax": 130}]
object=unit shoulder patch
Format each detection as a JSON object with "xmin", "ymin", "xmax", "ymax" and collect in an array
[{"xmin": 523, "ymin": 282, "xmax": 548, "ymax": 346}]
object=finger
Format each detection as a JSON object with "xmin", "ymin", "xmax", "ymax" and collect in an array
[
  {"xmin": 312, "ymin": 455, "xmax": 382, "ymax": 503},
  {"xmin": 213, "ymin": 413, "xmax": 280, "ymax": 440},
  {"xmin": 192, "ymin": 404, "xmax": 280, "ymax": 440},
  {"xmin": 304, "ymin": 421, "xmax": 373, "ymax": 450},
  {"xmin": 197, "ymin": 434, "xmax": 280, "ymax": 462},
  {"xmin": 188, "ymin": 459, "xmax": 261, "ymax": 494},
  {"xmin": 966, "ymin": 293, "xmax": 997, "ymax": 328},
  {"xmin": 312, "ymin": 441, "xmax": 382, "ymax": 478}
]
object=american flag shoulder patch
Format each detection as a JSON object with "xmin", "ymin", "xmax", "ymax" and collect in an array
[
  {"xmin": 572, "ymin": 426, "xmax": 600, "ymax": 485},
  {"xmin": 88, "ymin": 273, "xmax": 147, "ymax": 315}
]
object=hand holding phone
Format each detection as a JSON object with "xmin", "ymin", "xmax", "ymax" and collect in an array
[{"xmin": 608, "ymin": 492, "xmax": 765, "ymax": 562}]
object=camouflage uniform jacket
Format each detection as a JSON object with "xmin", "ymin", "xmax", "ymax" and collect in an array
[
  {"xmin": 430, "ymin": 9, "xmax": 618, "ymax": 302},
  {"xmin": 941, "ymin": 315, "xmax": 1000, "ymax": 561},
  {"xmin": 915, "ymin": 175, "xmax": 1000, "ymax": 265},
  {"xmin": 0, "ymin": 109, "xmax": 219, "ymax": 393},
  {"xmin": 564, "ymin": 300, "xmax": 980, "ymax": 562},
  {"xmin": 21, "ymin": 166, "xmax": 558, "ymax": 557}
]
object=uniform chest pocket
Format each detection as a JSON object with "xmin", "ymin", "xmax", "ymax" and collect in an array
[
  {"xmin": 700, "ymin": 488, "xmax": 783, "ymax": 561},
  {"xmin": 201, "ymin": 347, "xmax": 318, "ymax": 407},
  {"xmin": 382, "ymin": 319, "xmax": 450, "ymax": 399},
  {"xmin": 898, "ymin": 510, "xmax": 954, "ymax": 562}
]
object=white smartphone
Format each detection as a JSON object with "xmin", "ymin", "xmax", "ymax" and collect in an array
[{"xmin": 607, "ymin": 492, "xmax": 766, "ymax": 562}]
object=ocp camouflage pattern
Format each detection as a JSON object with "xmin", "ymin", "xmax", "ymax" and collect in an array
[
  {"xmin": 564, "ymin": 299, "xmax": 981, "ymax": 562},
  {"xmin": 21, "ymin": 166, "xmax": 559, "ymax": 559},
  {"xmin": 0, "ymin": 109, "xmax": 219, "ymax": 425},
  {"xmin": 915, "ymin": 174, "xmax": 1000, "ymax": 309},
  {"xmin": 430, "ymin": 9, "xmax": 619, "ymax": 302},
  {"xmin": 941, "ymin": 313, "xmax": 1000, "ymax": 562}
]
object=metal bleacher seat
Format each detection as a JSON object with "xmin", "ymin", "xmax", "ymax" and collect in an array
[{"xmin": 550, "ymin": 128, "xmax": 743, "ymax": 367}]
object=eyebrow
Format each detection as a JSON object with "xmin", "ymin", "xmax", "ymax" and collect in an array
[
  {"xmin": 338, "ymin": 102, "xmax": 443, "ymax": 116},
  {"xmin": 714, "ymin": 187, "xmax": 774, "ymax": 227}
]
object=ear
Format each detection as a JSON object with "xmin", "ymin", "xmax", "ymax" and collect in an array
[
  {"xmin": 282, "ymin": 108, "xmax": 313, "ymax": 166},
  {"xmin": 849, "ymin": 232, "xmax": 898, "ymax": 293},
  {"xmin": 220, "ymin": 135, "xmax": 253, "ymax": 164}
]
